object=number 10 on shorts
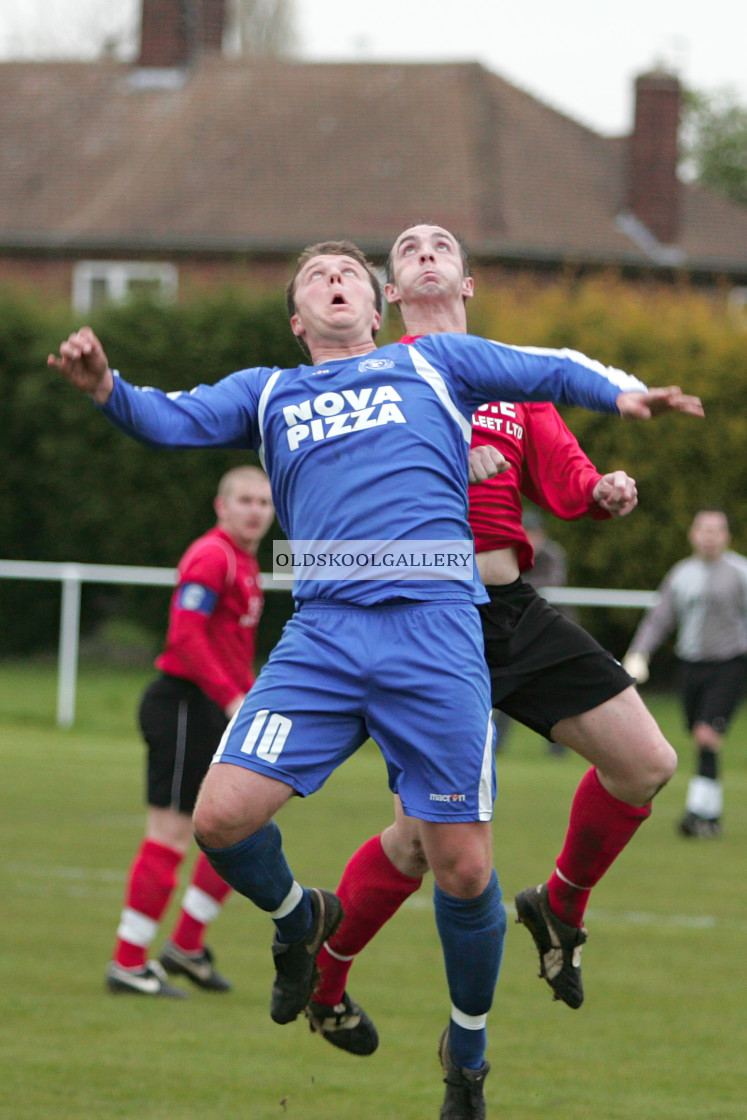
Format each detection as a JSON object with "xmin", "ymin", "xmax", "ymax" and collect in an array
[{"xmin": 240, "ymin": 709, "xmax": 293, "ymax": 763}]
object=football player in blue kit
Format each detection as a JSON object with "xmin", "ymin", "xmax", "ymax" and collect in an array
[{"xmin": 49, "ymin": 240, "xmax": 703, "ymax": 1119}]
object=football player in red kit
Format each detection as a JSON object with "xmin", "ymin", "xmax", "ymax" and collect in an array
[
  {"xmin": 307, "ymin": 225, "xmax": 674, "ymax": 1055},
  {"xmin": 106, "ymin": 465, "xmax": 274, "ymax": 996}
]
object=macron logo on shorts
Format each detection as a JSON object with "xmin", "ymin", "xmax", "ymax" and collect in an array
[{"xmin": 429, "ymin": 792, "xmax": 467, "ymax": 804}]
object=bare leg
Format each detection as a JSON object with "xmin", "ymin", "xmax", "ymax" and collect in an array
[{"xmin": 552, "ymin": 685, "xmax": 677, "ymax": 805}]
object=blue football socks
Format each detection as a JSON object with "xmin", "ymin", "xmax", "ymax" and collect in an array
[
  {"xmin": 197, "ymin": 821, "xmax": 312, "ymax": 940},
  {"xmin": 434, "ymin": 869, "xmax": 506, "ymax": 1070}
]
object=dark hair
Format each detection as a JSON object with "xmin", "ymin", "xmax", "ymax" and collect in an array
[
  {"xmin": 386, "ymin": 223, "xmax": 471, "ymax": 284},
  {"xmin": 285, "ymin": 240, "xmax": 383, "ymax": 360}
]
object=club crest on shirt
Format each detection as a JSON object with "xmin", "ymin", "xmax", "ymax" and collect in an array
[{"xmin": 358, "ymin": 358, "xmax": 395, "ymax": 372}]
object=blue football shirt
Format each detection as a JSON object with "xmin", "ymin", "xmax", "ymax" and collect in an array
[{"xmin": 101, "ymin": 333, "xmax": 644, "ymax": 605}]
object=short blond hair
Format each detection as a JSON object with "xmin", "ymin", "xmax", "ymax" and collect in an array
[{"xmin": 217, "ymin": 465, "xmax": 270, "ymax": 499}]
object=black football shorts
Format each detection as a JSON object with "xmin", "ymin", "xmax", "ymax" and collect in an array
[
  {"xmin": 479, "ymin": 578, "xmax": 634, "ymax": 740},
  {"xmin": 138, "ymin": 674, "xmax": 228, "ymax": 813},
  {"xmin": 680, "ymin": 656, "xmax": 747, "ymax": 733}
]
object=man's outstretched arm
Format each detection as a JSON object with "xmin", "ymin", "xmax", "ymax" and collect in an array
[
  {"xmin": 48, "ymin": 328, "xmax": 260, "ymax": 451},
  {"xmin": 616, "ymin": 387, "xmax": 704, "ymax": 419},
  {"xmin": 47, "ymin": 327, "xmax": 114, "ymax": 404}
]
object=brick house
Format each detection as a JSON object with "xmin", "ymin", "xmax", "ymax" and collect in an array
[{"xmin": 1, "ymin": 0, "xmax": 746, "ymax": 312}]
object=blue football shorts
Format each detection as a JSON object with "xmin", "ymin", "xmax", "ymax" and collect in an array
[{"xmin": 212, "ymin": 598, "xmax": 497, "ymax": 823}]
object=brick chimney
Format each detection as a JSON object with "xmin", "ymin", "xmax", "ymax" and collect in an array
[
  {"xmin": 626, "ymin": 71, "xmax": 682, "ymax": 245},
  {"xmin": 139, "ymin": 0, "xmax": 225, "ymax": 68}
]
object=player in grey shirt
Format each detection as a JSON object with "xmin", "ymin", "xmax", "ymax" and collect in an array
[{"xmin": 624, "ymin": 509, "xmax": 747, "ymax": 837}]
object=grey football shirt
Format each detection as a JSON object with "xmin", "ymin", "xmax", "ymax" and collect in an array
[{"xmin": 630, "ymin": 550, "xmax": 747, "ymax": 662}]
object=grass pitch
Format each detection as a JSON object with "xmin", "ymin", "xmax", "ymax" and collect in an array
[{"xmin": 0, "ymin": 660, "xmax": 745, "ymax": 1119}]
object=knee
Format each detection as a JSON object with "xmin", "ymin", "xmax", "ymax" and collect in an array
[
  {"xmin": 433, "ymin": 850, "xmax": 493, "ymax": 899},
  {"xmin": 627, "ymin": 736, "xmax": 678, "ymax": 804},
  {"xmin": 192, "ymin": 780, "xmax": 254, "ymax": 850},
  {"xmin": 598, "ymin": 734, "xmax": 678, "ymax": 806},
  {"xmin": 648, "ymin": 738, "xmax": 678, "ymax": 791},
  {"xmin": 192, "ymin": 763, "xmax": 285, "ymax": 849},
  {"xmin": 421, "ymin": 821, "xmax": 494, "ymax": 898},
  {"xmin": 397, "ymin": 838, "xmax": 430, "ymax": 879},
  {"xmin": 146, "ymin": 806, "xmax": 192, "ymax": 852},
  {"xmin": 382, "ymin": 821, "xmax": 430, "ymax": 878},
  {"xmin": 192, "ymin": 802, "xmax": 231, "ymax": 850},
  {"xmin": 693, "ymin": 722, "xmax": 722, "ymax": 751}
]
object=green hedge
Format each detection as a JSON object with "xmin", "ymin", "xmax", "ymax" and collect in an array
[
  {"xmin": 471, "ymin": 273, "xmax": 747, "ymax": 654},
  {"xmin": 1, "ymin": 276, "xmax": 745, "ymax": 657},
  {"xmin": 0, "ymin": 289, "xmax": 300, "ymax": 654}
]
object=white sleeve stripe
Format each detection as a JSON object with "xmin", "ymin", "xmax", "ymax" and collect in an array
[
  {"xmin": 406, "ymin": 346, "xmax": 473, "ymax": 442},
  {"xmin": 486, "ymin": 340, "xmax": 648, "ymax": 393},
  {"xmin": 256, "ymin": 369, "xmax": 283, "ymax": 469}
]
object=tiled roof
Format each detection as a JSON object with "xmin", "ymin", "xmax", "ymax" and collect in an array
[{"xmin": 1, "ymin": 57, "xmax": 746, "ymax": 275}]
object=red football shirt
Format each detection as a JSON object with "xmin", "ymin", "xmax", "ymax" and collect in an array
[
  {"xmin": 469, "ymin": 399, "xmax": 608, "ymax": 571},
  {"xmin": 399, "ymin": 335, "xmax": 609, "ymax": 572},
  {"xmin": 156, "ymin": 526, "xmax": 264, "ymax": 710}
]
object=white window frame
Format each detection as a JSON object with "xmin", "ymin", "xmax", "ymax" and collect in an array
[
  {"xmin": 727, "ymin": 286, "xmax": 747, "ymax": 323},
  {"xmin": 72, "ymin": 260, "xmax": 178, "ymax": 313}
]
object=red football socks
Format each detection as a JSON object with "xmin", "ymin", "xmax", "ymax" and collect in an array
[
  {"xmin": 547, "ymin": 767, "xmax": 651, "ymax": 927},
  {"xmin": 171, "ymin": 852, "xmax": 232, "ymax": 953},
  {"xmin": 114, "ymin": 838, "xmax": 183, "ymax": 969},
  {"xmin": 313, "ymin": 834, "xmax": 423, "ymax": 1007}
]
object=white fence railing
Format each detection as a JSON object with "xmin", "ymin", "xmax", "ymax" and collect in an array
[{"xmin": 0, "ymin": 559, "xmax": 658, "ymax": 728}]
